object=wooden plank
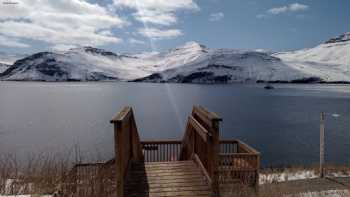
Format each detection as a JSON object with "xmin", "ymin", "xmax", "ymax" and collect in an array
[
  {"xmin": 189, "ymin": 116, "xmax": 211, "ymax": 142},
  {"xmin": 125, "ymin": 180, "xmax": 207, "ymax": 189},
  {"xmin": 126, "ymin": 190, "xmax": 211, "ymax": 197},
  {"xmin": 110, "ymin": 106, "xmax": 132, "ymax": 123},
  {"xmin": 238, "ymin": 140, "xmax": 260, "ymax": 154},
  {"xmin": 193, "ymin": 153, "xmax": 212, "ymax": 186},
  {"xmin": 127, "ymin": 174, "xmax": 206, "ymax": 183},
  {"xmin": 131, "ymin": 164, "xmax": 196, "ymax": 171},
  {"xmin": 141, "ymin": 140, "xmax": 182, "ymax": 144},
  {"xmin": 130, "ymin": 168, "xmax": 202, "ymax": 174},
  {"xmin": 126, "ymin": 176, "xmax": 207, "ymax": 185},
  {"xmin": 196, "ymin": 105, "xmax": 222, "ymax": 121},
  {"xmin": 126, "ymin": 185, "xmax": 210, "ymax": 193},
  {"xmin": 128, "ymin": 170, "xmax": 202, "ymax": 178}
]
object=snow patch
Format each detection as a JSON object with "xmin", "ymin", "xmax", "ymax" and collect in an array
[
  {"xmin": 285, "ymin": 189, "xmax": 350, "ymax": 197},
  {"xmin": 260, "ymin": 170, "xmax": 318, "ymax": 185}
]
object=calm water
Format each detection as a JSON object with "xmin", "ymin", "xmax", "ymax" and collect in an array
[{"xmin": 1, "ymin": 82, "xmax": 350, "ymax": 167}]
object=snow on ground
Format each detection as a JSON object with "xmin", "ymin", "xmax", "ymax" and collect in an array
[
  {"xmin": 260, "ymin": 169, "xmax": 350, "ymax": 185},
  {"xmin": 260, "ymin": 170, "xmax": 318, "ymax": 185},
  {"xmin": 285, "ymin": 190, "xmax": 350, "ymax": 197}
]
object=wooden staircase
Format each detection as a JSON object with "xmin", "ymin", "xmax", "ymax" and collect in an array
[
  {"xmin": 60, "ymin": 106, "xmax": 260, "ymax": 197},
  {"xmin": 124, "ymin": 161, "xmax": 211, "ymax": 197}
]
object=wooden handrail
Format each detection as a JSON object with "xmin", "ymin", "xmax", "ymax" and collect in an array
[
  {"xmin": 111, "ymin": 106, "xmax": 143, "ymax": 197},
  {"xmin": 141, "ymin": 140, "xmax": 182, "ymax": 144},
  {"xmin": 180, "ymin": 106, "xmax": 221, "ymax": 195},
  {"xmin": 238, "ymin": 140, "xmax": 260, "ymax": 154}
]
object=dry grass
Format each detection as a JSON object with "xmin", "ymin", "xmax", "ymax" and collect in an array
[
  {"xmin": 0, "ymin": 152, "xmax": 72, "ymax": 195},
  {"xmin": 2, "ymin": 153, "xmax": 350, "ymax": 197}
]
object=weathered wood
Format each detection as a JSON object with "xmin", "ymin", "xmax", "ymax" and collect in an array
[
  {"xmin": 320, "ymin": 112, "xmax": 325, "ymax": 178},
  {"xmin": 193, "ymin": 153, "xmax": 213, "ymax": 186},
  {"xmin": 62, "ymin": 106, "xmax": 261, "ymax": 196},
  {"xmin": 141, "ymin": 141, "xmax": 182, "ymax": 162},
  {"xmin": 111, "ymin": 106, "xmax": 144, "ymax": 197},
  {"xmin": 219, "ymin": 141, "xmax": 260, "ymax": 189},
  {"xmin": 124, "ymin": 160, "xmax": 211, "ymax": 197},
  {"xmin": 178, "ymin": 106, "xmax": 222, "ymax": 196}
]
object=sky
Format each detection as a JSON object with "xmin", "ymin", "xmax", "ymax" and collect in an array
[{"xmin": 0, "ymin": 0, "xmax": 349, "ymax": 54}]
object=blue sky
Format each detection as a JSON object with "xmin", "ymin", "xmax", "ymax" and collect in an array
[{"xmin": 0, "ymin": 0, "xmax": 349, "ymax": 54}]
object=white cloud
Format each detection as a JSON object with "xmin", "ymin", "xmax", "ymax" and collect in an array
[
  {"xmin": 114, "ymin": 0, "xmax": 199, "ymax": 26},
  {"xmin": 113, "ymin": 0, "xmax": 198, "ymax": 41},
  {"xmin": 289, "ymin": 3, "xmax": 309, "ymax": 12},
  {"xmin": 138, "ymin": 28, "xmax": 183, "ymax": 40},
  {"xmin": 0, "ymin": 34, "xmax": 29, "ymax": 48},
  {"xmin": 209, "ymin": 12, "xmax": 224, "ymax": 22},
  {"xmin": 129, "ymin": 38, "xmax": 146, "ymax": 45},
  {"xmin": 0, "ymin": 0, "xmax": 127, "ymax": 48},
  {"xmin": 113, "ymin": 0, "xmax": 199, "ymax": 26},
  {"xmin": 268, "ymin": 6, "xmax": 289, "ymax": 15},
  {"xmin": 268, "ymin": 3, "xmax": 309, "ymax": 15}
]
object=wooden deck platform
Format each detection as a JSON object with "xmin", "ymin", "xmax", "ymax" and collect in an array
[
  {"xmin": 60, "ymin": 106, "xmax": 260, "ymax": 197},
  {"xmin": 125, "ymin": 161, "xmax": 211, "ymax": 197}
]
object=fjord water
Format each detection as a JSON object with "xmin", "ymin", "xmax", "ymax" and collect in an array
[{"xmin": 0, "ymin": 82, "xmax": 350, "ymax": 167}]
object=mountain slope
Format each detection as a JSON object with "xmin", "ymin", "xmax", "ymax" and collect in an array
[
  {"xmin": 133, "ymin": 42, "xmax": 308, "ymax": 83},
  {"xmin": 274, "ymin": 32, "xmax": 350, "ymax": 82},
  {"xmin": 0, "ymin": 47, "xmax": 152, "ymax": 81}
]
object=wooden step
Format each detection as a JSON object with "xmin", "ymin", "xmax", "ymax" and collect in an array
[{"xmin": 125, "ymin": 160, "xmax": 211, "ymax": 197}]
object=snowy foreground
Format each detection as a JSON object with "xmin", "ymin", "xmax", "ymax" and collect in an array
[
  {"xmin": 2, "ymin": 169, "xmax": 350, "ymax": 197},
  {"xmin": 1, "ymin": 32, "xmax": 350, "ymax": 83},
  {"xmin": 286, "ymin": 190, "xmax": 350, "ymax": 197},
  {"xmin": 260, "ymin": 169, "xmax": 350, "ymax": 184}
]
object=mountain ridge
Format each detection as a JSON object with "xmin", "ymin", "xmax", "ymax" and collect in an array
[{"xmin": 1, "ymin": 34, "xmax": 350, "ymax": 83}]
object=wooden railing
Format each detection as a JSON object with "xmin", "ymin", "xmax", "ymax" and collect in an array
[
  {"xmin": 60, "ymin": 159, "xmax": 116, "ymax": 197},
  {"xmin": 141, "ymin": 140, "xmax": 182, "ymax": 162},
  {"xmin": 180, "ymin": 106, "xmax": 222, "ymax": 194},
  {"xmin": 110, "ymin": 107, "xmax": 143, "ymax": 197},
  {"xmin": 219, "ymin": 140, "xmax": 260, "ymax": 190},
  {"xmin": 60, "ymin": 106, "xmax": 261, "ymax": 196}
]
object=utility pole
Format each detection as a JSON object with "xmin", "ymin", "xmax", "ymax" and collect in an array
[{"xmin": 320, "ymin": 112, "xmax": 325, "ymax": 178}]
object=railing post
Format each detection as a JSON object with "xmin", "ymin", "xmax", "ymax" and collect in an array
[
  {"xmin": 211, "ymin": 119, "xmax": 220, "ymax": 197},
  {"xmin": 130, "ymin": 110, "xmax": 144, "ymax": 162},
  {"xmin": 255, "ymin": 153, "xmax": 260, "ymax": 192},
  {"xmin": 113, "ymin": 121, "xmax": 124, "ymax": 197}
]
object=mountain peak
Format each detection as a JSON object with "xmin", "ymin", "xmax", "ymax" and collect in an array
[
  {"xmin": 325, "ymin": 32, "xmax": 350, "ymax": 44},
  {"xmin": 176, "ymin": 41, "xmax": 206, "ymax": 50},
  {"xmin": 69, "ymin": 46, "xmax": 119, "ymax": 57}
]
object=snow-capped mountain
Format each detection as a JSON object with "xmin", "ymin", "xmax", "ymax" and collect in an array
[
  {"xmin": 0, "ymin": 47, "xmax": 153, "ymax": 81},
  {"xmin": 1, "ymin": 33, "xmax": 350, "ymax": 83},
  {"xmin": 134, "ymin": 42, "xmax": 307, "ymax": 83},
  {"xmin": 274, "ymin": 32, "xmax": 350, "ymax": 82}
]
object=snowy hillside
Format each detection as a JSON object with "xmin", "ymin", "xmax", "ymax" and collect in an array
[
  {"xmin": 0, "ymin": 47, "xmax": 152, "ymax": 81},
  {"xmin": 274, "ymin": 32, "xmax": 350, "ymax": 82},
  {"xmin": 134, "ymin": 42, "xmax": 308, "ymax": 83},
  {"xmin": 1, "ymin": 32, "xmax": 350, "ymax": 83}
]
